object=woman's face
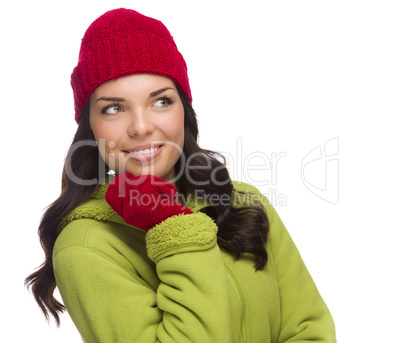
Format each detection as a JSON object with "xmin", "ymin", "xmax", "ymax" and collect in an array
[{"xmin": 89, "ymin": 74, "xmax": 185, "ymax": 182}]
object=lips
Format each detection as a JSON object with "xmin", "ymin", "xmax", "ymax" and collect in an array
[
  {"xmin": 128, "ymin": 145, "xmax": 161, "ymax": 155},
  {"xmin": 124, "ymin": 144, "xmax": 164, "ymax": 162}
]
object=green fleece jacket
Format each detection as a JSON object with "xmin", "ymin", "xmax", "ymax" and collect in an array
[{"xmin": 53, "ymin": 180, "xmax": 336, "ymax": 342}]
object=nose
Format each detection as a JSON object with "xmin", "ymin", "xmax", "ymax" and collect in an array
[{"xmin": 127, "ymin": 109, "xmax": 154, "ymax": 137}]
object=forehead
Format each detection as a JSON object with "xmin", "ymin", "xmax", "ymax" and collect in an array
[{"xmin": 90, "ymin": 74, "xmax": 176, "ymax": 99}]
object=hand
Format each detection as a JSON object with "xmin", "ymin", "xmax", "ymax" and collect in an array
[{"xmin": 105, "ymin": 174, "xmax": 193, "ymax": 231}]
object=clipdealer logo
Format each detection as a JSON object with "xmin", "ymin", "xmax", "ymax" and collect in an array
[{"xmin": 301, "ymin": 137, "xmax": 339, "ymax": 205}]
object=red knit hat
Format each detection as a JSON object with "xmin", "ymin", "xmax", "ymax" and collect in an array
[{"xmin": 71, "ymin": 8, "xmax": 192, "ymax": 123}]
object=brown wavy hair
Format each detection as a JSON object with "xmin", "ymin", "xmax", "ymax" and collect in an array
[{"xmin": 25, "ymin": 86, "xmax": 269, "ymax": 325}]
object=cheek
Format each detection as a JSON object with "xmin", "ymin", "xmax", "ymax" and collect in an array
[
  {"xmin": 162, "ymin": 110, "xmax": 185, "ymax": 146},
  {"xmin": 91, "ymin": 122, "xmax": 123, "ymax": 163}
]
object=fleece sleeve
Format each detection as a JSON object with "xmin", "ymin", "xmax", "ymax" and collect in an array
[
  {"xmin": 53, "ymin": 213, "xmax": 232, "ymax": 343},
  {"xmin": 265, "ymin": 201, "xmax": 337, "ymax": 342}
]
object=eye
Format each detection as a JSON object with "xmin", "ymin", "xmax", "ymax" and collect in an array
[
  {"xmin": 154, "ymin": 96, "xmax": 174, "ymax": 108},
  {"xmin": 102, "ymin": 104, "xmax": 124, "ymax": 114}
]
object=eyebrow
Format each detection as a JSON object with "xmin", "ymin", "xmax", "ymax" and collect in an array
[
  {"xmin": 95, "ymin": 87, "xmax": 174, "ymax": 103},
  {"xmin": 95, "ymin": 97, "xmax": 125, "ymax": 103},
  {"xmin": 150, "ymin": 87, "xmax": 174, "ymax": 97}
]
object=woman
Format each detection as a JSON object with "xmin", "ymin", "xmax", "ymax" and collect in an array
[{"xmin": 25, "ymin": 8, "xmax": 336, "ymax": 342}]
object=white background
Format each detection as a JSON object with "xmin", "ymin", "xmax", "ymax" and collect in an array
[{"xmin": 2, "ymin": 0, "xmax": 401, "ymax": 341}]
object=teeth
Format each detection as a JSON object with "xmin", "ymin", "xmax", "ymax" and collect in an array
[{"xmin": 131, "ymin": 146, "xmax": 160, "ymax": 155}]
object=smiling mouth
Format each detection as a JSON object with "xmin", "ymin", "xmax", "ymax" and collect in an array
[
  {"xmin": 124, "ymin": 144, "xmax": 164, "ymax": 161},
  {"xmin": 126, "ymin": 145, "xmax": 162, "ymax": 155}
]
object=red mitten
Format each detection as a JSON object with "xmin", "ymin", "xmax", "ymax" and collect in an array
[{"xmin": 105, "ymin": 173, "xmax": 193, "ymax": 231}]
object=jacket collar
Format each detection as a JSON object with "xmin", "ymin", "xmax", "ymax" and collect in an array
[{"xmin": 58, "ymin": 179, "xmax": 212, "ymax": 231}]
